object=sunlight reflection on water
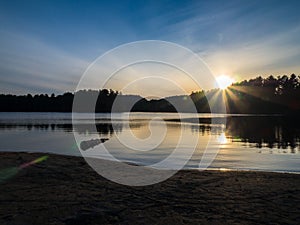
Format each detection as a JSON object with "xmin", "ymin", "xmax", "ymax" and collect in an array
[{"xmin": 0, "ymin": 112, "xmax": 299, "ymax": 172}]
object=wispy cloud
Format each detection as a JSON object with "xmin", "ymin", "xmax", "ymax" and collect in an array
[
  {"xmin": 157, "ymin": 1, "xmax": 300, "ymax": 78},
  {"xmin": 203, "ymin": 26, "xmax": 300, "ymax": 78},
  {"xmin": 0, "ymin": 31, "xmax": 89, "ymax": 94}
]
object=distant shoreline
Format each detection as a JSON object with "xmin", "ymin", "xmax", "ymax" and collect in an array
[{"xmin": 1, "ymin": 75, "xmax": 300, "ymax": 114}]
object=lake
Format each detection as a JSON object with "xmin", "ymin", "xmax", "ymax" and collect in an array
[{"xmin": 0, "ymin": 112, "xmax": 299, "ymax": 173}]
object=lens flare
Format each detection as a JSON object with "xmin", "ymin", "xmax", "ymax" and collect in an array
[{"xmin": 0, "ymin": 155, "xmax": 48, "ymax": 183}]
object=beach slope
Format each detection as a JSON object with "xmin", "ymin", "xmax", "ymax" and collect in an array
[{"xmin": 0, "ymin": 152, "xmax": 299, "ymax": 225}]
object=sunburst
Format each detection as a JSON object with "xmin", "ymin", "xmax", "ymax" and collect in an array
[{"xmin": 216, "ymin": 75, "xmax": 234, "ymax": 90}]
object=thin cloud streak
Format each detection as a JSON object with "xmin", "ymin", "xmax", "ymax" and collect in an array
[
  {"xmin": 0, "ymin": 31, "xmax": 89, "ymax": 94},
  {"xmin": 160, "ymin": 1, "xmax": 300, "ymax": 78}
]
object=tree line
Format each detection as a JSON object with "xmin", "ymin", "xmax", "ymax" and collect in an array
[
  {"xmin": 227, "ymin": 74, "xmax": 300, "ymax": 114},
  {"xmin": 0, "ymin": 74, "xmax": 299, "ymax": 114}
]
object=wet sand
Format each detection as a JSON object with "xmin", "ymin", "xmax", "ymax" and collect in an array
[{"xmin": 0, "ymin": 152, "xmax": 299, "ymax": 225}]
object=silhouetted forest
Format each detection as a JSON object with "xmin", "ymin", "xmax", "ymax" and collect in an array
[
  {"xmin": 227, "ymin": 74, "xmax": 300, "ymax": 114},
  {"xmin": 0, "ymin": 74, "xmax": 299, "ymax": 114}
]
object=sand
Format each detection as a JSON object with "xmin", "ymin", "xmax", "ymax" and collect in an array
[{"xmin": 0, "ymin": 152, "xmax": 299, "ymax": 225}]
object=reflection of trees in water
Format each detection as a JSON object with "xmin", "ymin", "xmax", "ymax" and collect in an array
[
  {"xmin": 226, "ymin": 116, "xmax": 299, "ymax": 151},
  {"xmin": 74, "ymin": 123, "xmax": 123, "ymax": 135},
  {"xmin": 0, "ymin": 123, "xmax": 124, "ymax": 136},
  {"xmin": 1, "ymin": 116, "xmax": 299, "ymax": 151},
  {"xmin": 169, "ymin": 117, "xmax": 225, "ymax": 135},
  {"xmin": 190, "ymin": 124, "xmax": 224, "ymax": 135},
  {"xmin": 74, "ymin": 123, "xmax": 121, "ymax": 135},
  {"xmin": 0, "ymin": 123, "xmax": 57, "ymax": 131},
  {"xmin": 189, "ymin": 116, "xmax": 299, "ymax": 151}
]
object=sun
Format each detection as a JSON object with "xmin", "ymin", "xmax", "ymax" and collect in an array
[{"xmin": 216, "ymin": 75, "xmax": 234, "ymax": 90}]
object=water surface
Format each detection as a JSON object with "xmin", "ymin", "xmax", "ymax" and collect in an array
[{"xmin": 0, "ymin": 112, "xmax": 299, "ymax": 172}]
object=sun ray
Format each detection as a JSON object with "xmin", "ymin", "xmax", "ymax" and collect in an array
[
  {"xmin": 229, "ymin": 85, "xmax": 276, "ymax": 103},
  {"xmin": 205, "ymin": 89, "xmax": 224, "ymax": 113},
  {"xmin": 224, "ymin": 87, "xmax": 249, "ymax": 113}
]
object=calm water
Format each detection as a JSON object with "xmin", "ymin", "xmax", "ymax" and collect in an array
[{"xmin": 0, "ymin": 112, "xmax": 299, "ymax": 172}]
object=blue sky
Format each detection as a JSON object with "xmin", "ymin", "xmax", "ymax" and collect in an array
[{"xmin": 1, "ymin": 0, "xmax": 300, "ymax": 95}]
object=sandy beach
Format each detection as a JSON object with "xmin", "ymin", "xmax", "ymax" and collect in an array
[{"xmin": 0, "ymin": 152, "xmax": 299, "ymax": 225}]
